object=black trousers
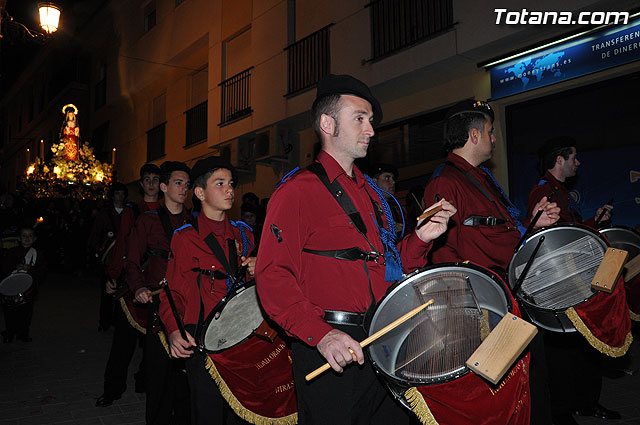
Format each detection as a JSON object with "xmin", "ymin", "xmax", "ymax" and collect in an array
[
  {"xmin": 98, "ymin": 279, "xmax": 115, "ymax": 330},
  {"xmin": 145, "ymin": 304, "xmax": 190, "ymax": 425},
  {"xmin": 184, "ymin": 350, "xmax": 248, "ymax": 425},
  {"xmin": 544, "ymin": 332, "xmax": 602, "ymax": 417},
  {"xmin": 2, "ymin": 299, "xmax": 34, "ymax": 339},
  {"xmin": 291, "ymin": 324, "xmax": 411, "ymax": 425},
  {"xmin": 102, "ymin": 303, "xmax": 145, "ymax": 397}
]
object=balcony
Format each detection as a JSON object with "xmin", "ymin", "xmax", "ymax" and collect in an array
[
  {"xmin": 146, "ymin": 122, "xmax": 166, "ymax": 161},
  {"xmin": 185, "ymin": 102, "xmax": 207, "ymax": 146},
  {"xmin": 285, "ymin": 24, "xmax": 332, "ymax": 96},
  {"xmin": 219, "ymin": 67, "xmax": 253, "ymax": 126},
  {"xmin": 369, "ymin": 0, "xmax": 453, "ymax": 60}
]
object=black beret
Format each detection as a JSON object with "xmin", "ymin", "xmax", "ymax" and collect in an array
[
  {"xmin": 315, "ymin": 74, "xmax": 383, "ymax": 127},
  {"xmin": 538, "ymin": 136, "xmax": 577, "ymax": 158},
  {"xmin": 445, "ymin": 99, "xmax": 495, "ymax": 122},
  {"xmin": 370, "ymin": 163, "xmax": 398, "ymax": 180},
  {"xmin": 191, "ymin": 156, "xmax": 235, "ymax": 183}
]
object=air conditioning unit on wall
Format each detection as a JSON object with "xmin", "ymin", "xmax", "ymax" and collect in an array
[{"xmin": 255, "ymin": 126, "xmax": 290, "ymax": 166}]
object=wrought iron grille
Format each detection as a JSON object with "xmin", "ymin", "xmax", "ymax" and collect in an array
[
  {"xmin": 219, "ymin": 67, "xmax": 253, "ymax": 125},
  {"xmin": 285, "ymin": 24, "xmax": 332, "ymax": 95},
  {"xmin": 369, "ymin": 0, "xmax": 453, "ymax": 60}
]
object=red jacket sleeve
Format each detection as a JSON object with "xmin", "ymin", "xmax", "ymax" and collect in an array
[
  {"xmin": 123, "ymin": 214, "xmax": 150, "ymax": 294},
  {"xmin": 107, "ymin": 207, "xmax": 135, "ymax": 280},
  {"xmin": 158, "ymin": 233, "xmax": 193, "ymax": 336}
]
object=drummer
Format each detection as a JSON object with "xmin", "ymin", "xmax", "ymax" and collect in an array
[
  {"xmin": 255, "ymin": 74, "xmax": 455, "ymax": 425},
  {"xmin": 1, "ymin": 225, "xmax": 46, "ymax": 343},
  {"xmin": 527, "ymin": 137, "xmax": 620, "ymax": 423},
  {"xmin": 159, "ymin": 156, "xmax": 257, "ymax": 424},
  {"xmin": 422, "ymin": 99, "xmax": 560, "ymax": 425},
  {"xmin": 527, "ymin": 136, "xmax": 612, "ymax": 226},
  {"xmin": 123, "ymin": 161, "xmax": 192, "ymax": 422}
]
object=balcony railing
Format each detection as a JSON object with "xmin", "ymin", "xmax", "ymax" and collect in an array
[
  {"xmin": 285, "ymin": 24, "xmax": 332, "ymax": 96},
  {"xmin": 369, "ymin": 0, "xmax": 453, "ymax": 60},
  {"xmin": 185, "ymin": 101, "xmax": 207, "ymax": 146},
  {"xmin": 219, "ymin": 67, "xmax": 253, "ymax": 126},
  {"xmin": 146, "ymin": 122, "xmax": 166, "ymax": 161}
]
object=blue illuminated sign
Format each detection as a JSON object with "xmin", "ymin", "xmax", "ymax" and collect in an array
[{"xmin": 490, "ymin": 18, "xmax": 640, "ymax": 99}]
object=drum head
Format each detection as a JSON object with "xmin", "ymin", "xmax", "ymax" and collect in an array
[
  {"xmin": 368, "ymin": 264, "xmax": 510, "ymax": 386},
  {"xmin": 509, "ymin": 225, "xmax": 606, "ymax": 315},
  {"xmin": 203, "ymin": 285, "xmax": 265, "ymax": 353},
  {"xmin": 0, "ymin": 273, "xmax": 33, "ymax": 296},
  {"xmin": 600, "ymin": 226, "xmax": 640, "ymax": 260}
]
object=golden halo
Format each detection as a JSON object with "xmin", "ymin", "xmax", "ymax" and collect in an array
[{"xmin": 61, "ymin": 104, "xmax": 79, "ymax": 115}]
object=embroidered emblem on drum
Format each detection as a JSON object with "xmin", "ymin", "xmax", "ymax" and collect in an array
[
  {"xmin": 271, "ymin": 224, "xmax": 282, "ymax": 242},
  {"xmin": 217, "ymin": 338, "xmax": 227, "ymax": 348}
]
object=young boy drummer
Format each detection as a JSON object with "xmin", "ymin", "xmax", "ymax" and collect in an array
[{"xmin": 159, "ymin": 156, "xmax": 296, "ymax": 425}]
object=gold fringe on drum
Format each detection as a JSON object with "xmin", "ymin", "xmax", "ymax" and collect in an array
[
  {"xmin": 204, "ymin": 356, "xmax": 298, "ymax": 425},
  {"xmin": 629, "ymin": 309, "xmax": 640, "ymax": 322},
  {"xmin": 119, "ymin": 297, "xmax": 146, "ymax": 334},
  {"xmin": 404, "ymin": 387, "xmax": 440, "ymax": 425},
  {"xmin": 566, "ymin": 307, "xmax": 633, "ymax": 357}
]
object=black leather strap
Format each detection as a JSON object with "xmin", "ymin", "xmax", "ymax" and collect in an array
[
  {"xmin": 302, "ymin": 247, "xmax": 384, "ymax": 264},
  {"xmin": 324, "ymin": 310, "xmax": 365, "ymax": 326}
]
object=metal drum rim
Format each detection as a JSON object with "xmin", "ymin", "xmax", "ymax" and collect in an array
[{"xmin": 368, "ymin": 262, "xmax": 512, "ymax": 387}]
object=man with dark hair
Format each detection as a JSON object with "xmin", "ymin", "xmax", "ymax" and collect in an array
[
  {"xmin": 123, "ymin": 161, "xmax": 192, "ymax": 423},
  {"xmin": 160, "ymin": 156, "xmax": 296, "ymax": 425},
  {"xmin": 527, "ymin": 136, "xmax": 612, "ymax": 225},
  {"xmin": 255, "ymin": 74, "xmax": 455, "ymax": 425},
  {"xmin": 96, "ymin": 164, "xmax": 162, "ymax": 407},
  {"xmin": 88, "ymin": 182, "xmax": 130, "ymax": 332},
  {"xmin": 371, "ymin": 163, "xmax": 404, "ymax": 236},
  {"xmin": 527, "ymin": 137, "xmax": 619, "ymax": 424},
  {"xmin": 423, "ymin": 99, "xmax": 560, "ymax": 425}
]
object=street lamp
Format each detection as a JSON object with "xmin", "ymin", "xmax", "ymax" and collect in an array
[
  {"xmin": 0, "ymin": 1, "xmax": 61, "ymax": 42},
  {"xmin": 37, "ymin": 2, "xmax": 60, "ymax": 34}
]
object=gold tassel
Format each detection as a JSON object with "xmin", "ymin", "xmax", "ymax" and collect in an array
[
  {"xmin": 157, "ymin": 331, "xmax": 170, "ymax": 356},
  {"xmin": 404, "ymin": 387, "xmax": 439, "ymax": 425},
  {"xmin": 629, "ymin": 309, "xmax": 640, "ymax": 322},
  {"xmin": 566, "ymin": 307, "xmax": 633, "ymax": 357},
  {"xmin": 204, "ymin": 356, "xmax": 298, "ymax": 425},
  {"xmin": 119, "ymin": 298, "xmax": 146, "ymax": 334}
]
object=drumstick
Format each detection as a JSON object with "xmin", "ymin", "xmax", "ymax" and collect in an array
[
  {"xmin": 305, "ymin": 299, "xmax": 435, "ymax": 382},
  {"xmin": 594, "ymin": 198, "xmax": 614, "ymax": 228},
  {"xmin": 161, "ymin": 278, "xmax": 189, "ymax": 341},
  {"xmin": 416, "ymin": 205, "xmax": 443, "ymax": 222},
  {"xmin": 133, "ymin": 288, "xmax": 164, "ymax": 303}
]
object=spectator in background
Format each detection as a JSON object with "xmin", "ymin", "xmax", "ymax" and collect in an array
[
  {"xmin": 241, "ymin": 202, "xmax": 262, "ymax": 248},
  {"xmin": 370, "ymin": 163, "xmax": 404, "ymax": 236}
]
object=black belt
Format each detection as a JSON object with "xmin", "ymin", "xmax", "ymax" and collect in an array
[
  {"xmin": 463, "ymin": 215, "xmax": 507, "ymax": 226},
  {"xmin": 324, "ymin": 310, "xmax": 365, "ymax": 326},
  {"xmin": 303, "ymin": 247, "xmax": 384, "ymax": 265},
  {"xmin": 147, "ymin": 248, "xmax": 170, "ymax": 259}
]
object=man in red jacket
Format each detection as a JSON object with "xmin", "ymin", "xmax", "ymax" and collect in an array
[
  {"xmin": 422, "ymin": 99, "xmax": 560, "ymax": 425},
  {"xmin": 527, "ymin": 136, "xmax": 612, "ymax": 226},
  {"xmin": 255, "ymin": 74, "xmax": 455, "ymax": 425}
]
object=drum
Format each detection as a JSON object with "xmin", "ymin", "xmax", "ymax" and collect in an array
[
  {"xmin": 0, "ymin": 272, "xmax": 35, "ymax": 305},
  {"xmin": 201, "ymin": 282, "xmax": 266, "ymax": 353},
  {"xmin": 599, "ymin": 226, "xmax": 640, "ymax": 261},
  {"xmin": 508, "ymin": 224, "xmax": 608, "ymax": 333},
  {"xmin": 367, "ymin": 263, "xmax": 512, "ymax": 407}
]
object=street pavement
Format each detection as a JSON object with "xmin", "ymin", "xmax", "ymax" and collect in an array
[{"xmin": 0, "ymin": 271, "xmax": 639, "ymax": 424}]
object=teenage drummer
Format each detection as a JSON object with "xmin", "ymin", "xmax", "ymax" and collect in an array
[
  {"xmin": 1, "ymin": 225, "xmax": 46, "ymax": 343},
  {"xmin": 422, "ymin": 99, "xmax": 560, "ymax": 425},
  {"xmin": 255, "ymin": 74, "xmax": 455, "ymax": 425},
  {"xmin": 121, "ymin": 161, "xmax": 192, "ymax": 422},
  {"xmin": 527, "ymin": 137, "xmax": 621, "ymax": 423},
  {"xmin": 160, "ymin": 157, "xmax": 298, "ymax": 425}
]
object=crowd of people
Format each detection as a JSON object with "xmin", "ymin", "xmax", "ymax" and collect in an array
[{"xmin": 0, "ymin": 73, "xmax": 636, "ymax": 425}]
